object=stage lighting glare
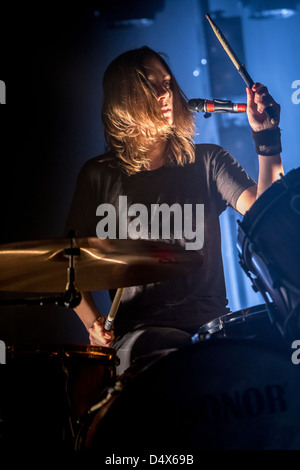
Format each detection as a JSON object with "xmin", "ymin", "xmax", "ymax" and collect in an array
[{"xmin": 242, "ymin": 0, "xmax": 298, "ymax": 19}]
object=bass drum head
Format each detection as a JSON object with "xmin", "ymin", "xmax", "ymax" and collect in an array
[{"xmin": 77, "ymin": 338, "xmax": 300, "ymax": 451}]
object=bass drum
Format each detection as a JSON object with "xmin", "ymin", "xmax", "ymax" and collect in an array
[
  {"xmin": 76, "ymin": 320, "xmax": 300, "ymax": 451},
  {"xmin": 0, "ymin": 343, "xmax": 117, "ymax": 450},
  {"xmin": 237, "ymin": 168, "xmax": 300, "ymax": 341}
]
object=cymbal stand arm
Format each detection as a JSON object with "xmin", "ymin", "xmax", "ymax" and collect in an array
[{"xmin": 63, "ymin": 235, "xmax": 81, "ymax": 308}]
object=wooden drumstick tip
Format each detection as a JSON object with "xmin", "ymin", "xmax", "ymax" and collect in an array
[{"xmin": 205, "ymin": 13, "xmax": 241, "ymax": 71}]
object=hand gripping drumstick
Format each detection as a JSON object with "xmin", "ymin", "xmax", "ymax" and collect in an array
[
  {"xmin": 205, "ymin": 13, "xmax": 278, "ymax": 125},
  {"xmin": 104, "ymin": 287, "xmax": 124, "ymax": 331}
]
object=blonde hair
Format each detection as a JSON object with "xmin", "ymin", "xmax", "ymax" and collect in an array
[{"xmin": 102, "ymin": 46, "xmax": 196, "ymax": 175}]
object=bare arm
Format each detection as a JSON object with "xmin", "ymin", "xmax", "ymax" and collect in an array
[
  {"xmin": 256, "ymin": 154, "xmax": 283, "ymax": 199},
  {"xmin": 74, "ymin": 291, "xmax": 115, "ymax": 347},
  {"xmin": 236, "ymin": 83, "xmax": 283, "ymax": 215}
]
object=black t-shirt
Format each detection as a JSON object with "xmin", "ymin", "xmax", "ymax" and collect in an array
[{"xmin": 66, "ymin": 143, "xmax": 255, "ymax": 334}]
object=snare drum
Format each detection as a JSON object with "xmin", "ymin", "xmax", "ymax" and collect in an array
[
  {"xmin": 237, "ymin": 168, "xmax": 300, "ymax": 340},
  {"xmin": 1, "ymin": 343, "xmax": 117, "ymax": 449},
  {"xmin": 76, "ymin": 332, "xmax": 300, "ymax": 451},
  {"xmin": 195, "ymin": 303, "xmax": 285, "ymax": 348}
]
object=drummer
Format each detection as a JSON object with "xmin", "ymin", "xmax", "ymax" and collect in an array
[{"xmin": 65, "ymin": 46, "xmax": 283, "ymax": 374}]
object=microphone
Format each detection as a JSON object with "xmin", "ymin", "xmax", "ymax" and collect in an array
[{"xmin": 188, "ymin": 98, "xmax": 246, "ymax": 113}]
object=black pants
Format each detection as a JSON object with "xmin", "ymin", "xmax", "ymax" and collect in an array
[{"xmin": 112, "ymin": 326, "xmax": 196, "ymax": 375}]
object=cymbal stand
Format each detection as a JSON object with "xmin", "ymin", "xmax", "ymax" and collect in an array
[
  {"xmin": 63, "ymin": 232, "xmax": 81, "ymax": 308},
  {"xmin": 0, "ymin": 233, "xmax": 82, "ymax": 309}
]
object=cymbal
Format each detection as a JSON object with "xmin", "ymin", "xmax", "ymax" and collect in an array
[{"xmin": 0, "ymin": 237, "xmax": 203, "ymax": 293}]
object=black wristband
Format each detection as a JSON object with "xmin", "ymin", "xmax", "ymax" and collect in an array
[{"xmin": 252, "ymin": 128, "xmax": 282, "ymax": 156}]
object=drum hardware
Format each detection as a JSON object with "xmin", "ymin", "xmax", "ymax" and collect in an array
[
  {"xmin": 75, "ymin": 377, "xmax": 127, "ymax": 450},
  {"xmin": 194, "ymin": 303, "xmax": 285, "ymax": 346},
  {"xmin": 83, "ymin": 348, "xmax": 172, "ymax": 420},
  {"xmin": 86, "ymin": 380, "xmax": 124, "ymax": 416},
  {"xmin": 0, "ymin": 235, "xmax": 202, "ymax": 327},
  {"xmin": 279, "ymin": 288, "xmax": 300, "ymax": 339},
  {"xmin": 0, "ymin": 236, "xmax": 203, "ymax": 449},
  {"xmin": 0, "ymin": 236, "xmax": 203, "ymax": 293},
  {"xmin": 237, "ymin": 222, "xmax": 282, "ymax": 290},
  {"xmin": 55, "ymin": 351, "xmax": 77, "ymax": 443},
  {"xmin": 2, "ymin": 344, "xmax": 118, "ymax": 450},
  {"xmin": 237, "ymin": 226, "xmax": 296, "ymax": 339},
  {"xmin": 62, "ymin": 230, "xmax": 82, "ymax": 308},
  {"xmin": 280, "ymin": 174, "xmax": 300, "ymax": 217},
  {"xmin": 191, "ymin": 332, "xmax": 211, "ymax": 344},
  {"xmin": 0, "ymin": 235, "xmax": 203, "ymax": 336},
  {"xmin": 75, "ymin": 333, "xmax": 300, "ymax": 451},
  {"xmin": 290, "ymin": 194, "xmax": 300, "ymax": 215},
  {"xmin": 237, "ymin": 168, "xmax": 300, "ymax": 341},
  {"xmin": 237, "ymin": 224, "xmax": 281, "ymax": 329},
  {"xmin": 75, "ymin": 380, "xmax": 124, "ymax": 450},
  {"xmin": 75, "ymin": 348, "xmax": 174, "ymax": 451},
  {"xmin": 0, "ymin": 231, "xmax": 82, "ymax": 309},
  {"xmin": 237, "ymin": 228, "xmax": 297, "ymax": 339},
  {"xmin": 237, "ymin": 173, "xmax": 293, "ymax": 238}
]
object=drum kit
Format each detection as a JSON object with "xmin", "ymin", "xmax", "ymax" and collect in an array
[{"xmin": 0, "ymin": 169, "xmax": 300, "ymax": 451}]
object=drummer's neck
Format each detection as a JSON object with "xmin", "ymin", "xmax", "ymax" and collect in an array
[{"xmin": 143, "ymin": 138, "xmax": 167, "ymax": 171}]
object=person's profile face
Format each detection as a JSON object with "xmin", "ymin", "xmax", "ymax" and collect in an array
[{"xmin": 143, "ymin": 56, "xmax": 174, "ymax": 125}]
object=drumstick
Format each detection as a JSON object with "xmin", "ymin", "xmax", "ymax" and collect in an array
[
  {"xmin": 104, "ymin": 287, "xmax": 124, "ymax": 331},
  {"xmin": 205, "ymin": 13, "xmax": 278, "ymax": 125}
]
